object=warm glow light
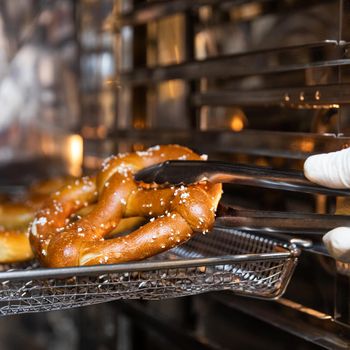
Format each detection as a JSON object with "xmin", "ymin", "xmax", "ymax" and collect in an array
[
  {"xmin": 174, "ymin": 44, "xmax": 180, "ymax": 63},
  {"xmin": 97, "ymin": 125, "xmax": 107, "ymax": 138},
  {"xmin": 133, "ymin": 119, "xmax": 146, "ymax": 129},
  {"xmin": 66, "ymin": 134, "xmax": 83, "ymax": 177},
  {"xmin": 230, "ymin": 115, "xmax": 244, "ymax": 131},
  {"xmin": 299, "ymin": 140, "xmax": 314, "ymax": 153},
  {"xmin": 168, "ymin": 81, "xmax": 175, "ymax": 98},
  {"xmin": 230, "ymin": 3, "xmax": 262, "ymax": 20}
]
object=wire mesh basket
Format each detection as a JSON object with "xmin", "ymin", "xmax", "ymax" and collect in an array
[{"xmin": 0, "ymin": 227, "xmax": 300, "ymax": 316}]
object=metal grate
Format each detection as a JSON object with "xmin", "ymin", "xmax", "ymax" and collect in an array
[{"xmin": 0, "ymin": 228, "xmax": 299, "ymax": 316}]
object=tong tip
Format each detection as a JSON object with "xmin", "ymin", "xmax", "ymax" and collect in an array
[
  {"xmin": 134, "ymin": 163, "xmax": 164, "ymax": 183},
  {"xmin": 134, "ymin": 161, "xmax": 192, "ymax": 186}
]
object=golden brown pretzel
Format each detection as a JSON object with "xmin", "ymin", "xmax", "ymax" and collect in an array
[
  {"xmin": 30, "ymin": 145, "xmax": 222, "ymax": 267},
  {"xmin": 0, "ymin": 177, "xmax": 74, "ymax": 229},
  {"xmin": 0, "ymin": 230, "xmax": 33, "ymax": 263},
  {"xmin": 0, "ymin": 203, "xmax": 35, "ymax": 263},
  {"xmin": 0, "ymin": 203, "xmax": 35, "ymax": 230},
  {"xmin": 0, "ymin": 177, "xmax": 74, "ymax": 263}
]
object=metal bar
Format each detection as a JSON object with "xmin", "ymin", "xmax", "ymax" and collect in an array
[
  {"xmin": 112, "ymin": 0, "xmax": 255, "ymax": 27},
  {"xmin": 90, "ymin": 130, "xmax": 350, "ymax": 159},
  {"xmin": 0, "ymin": 251, "xmax": 292, "ymax": 281},
  {"xmin": 119, "ymin": 57, "xmax": 350, "ymax": 85},
  {"xmin": 215, "ymin": 208, "xmax": 350, "ymax": 234},
  {"xmin": 115, "ymin": 0, "xmax": 134, "ymax": 129},
  {"xmin": 193, "ymin": 83, "xmax": 350, "ymax": 108},
  {"xmin": 208, "ymin": 293, "xmax": 350, "ymax": 349},
  {"xmin": 216, "ymin": 218, "xmax": 338, "ymax": 236},
  {"xmin": 111, "ymin": 0, "xmax": 333, "ymax": 27},
  {"xmin": 118, "ymin": 41, "xmax": 346, "ymax": 85},
  {"xmin": 184, "ymin": 10, "xmax": 198, "ymax": 128}
]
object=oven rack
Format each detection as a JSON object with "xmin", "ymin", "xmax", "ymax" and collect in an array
[
  {"xmin": 118, "ymin": 41, "xmax": 346, "ymax": 86},
  {"xmin": 193, "ymin": 83, "xmax": 350, "ymax": 108},
  {"xmin": 85, "ymin": 130, "xmax": 350, "ymax": 160},
  {"xmin": 0, "ymin": 228, "xmax": 299, "ymax": 316},
  {"xmin": 111, "ymin": 0, "xmax": 332, "ymax": 27}
]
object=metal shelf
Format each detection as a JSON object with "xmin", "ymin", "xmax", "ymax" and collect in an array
[
  {"xmin": 193, "ymin": 83, "xmax": 350, "ymax": 108},
  {"xmin": 208, "ymin": 293, "xmax": 350, "ymax": 350},
  {"xmin": 112, "ymin": 0, "xmax": 265, "ymax": 27},
  {"xmin": 87, "ymin": 130, "xmax": 350, "ymax": 159},
  {"xmin": 118, "ymin": 41, "xmax": 346, "ymax": 85},
  {"xmin": 111, "ymin": 0, "xmax": 334, "ymax": 27}
]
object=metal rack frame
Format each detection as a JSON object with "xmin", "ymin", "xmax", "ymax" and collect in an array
[{"xmin": 111, "ymin": 0, "xmax": 350, "ymax": 134}]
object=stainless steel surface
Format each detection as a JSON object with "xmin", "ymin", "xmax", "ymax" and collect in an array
[
  {"xmin": 111, "ymin": 0, "xmax": 246, "ymax": 27},
  {"xmin": 110, "ymin": 0, "xmax": 334, "ymax": 28},
  {"xmin": 87, "ymin": 130, "xmax": 350, "ymax": 160},
  {"xmin": 0, "ymin": 0, "xmax": 81, "ymax": 176},
  {"xmin": 111, "ymin": 0, "xmax": 348, "ymax": 136},
  {"xmin": 0, "ymin": 228, "xmax": 299, "ymax": 315},
  {"xmin": 118, "ymin": 41, "xmax": 345, "ymax": 84},
  {"xmin": 216, "ymin": 209, "xmax": 350, "ymax": 235},
  {"xmin": 206, "ymin": 293, "xmax": 350, "ymax": 350},
  {"xmin": 115, "ymin": 0, "xmax": 135, "ymax": 130},
  {"xmin": 134, "ymin": 160, "xmax": 350, "ymax": 196},
  {"xmin": 193, "ymin": 83, "xmax": 350, "ymax": 108},
  {"xmin": 78, "ymin": 0, "xmax": 116, "ymax": 132}
]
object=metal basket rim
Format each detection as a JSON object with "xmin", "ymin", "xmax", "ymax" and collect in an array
[{"xmin": 0, "ymin": 248, "xmax": 299, "ymax": 282}]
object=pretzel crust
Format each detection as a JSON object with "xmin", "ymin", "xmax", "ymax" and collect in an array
[
  {"xmin": 29, "ymin": 145, "xmax": 222, "ymax": 267},
  {"xmin": 0, "ymin": 177, "xmax": 74, "ymax": 263},
  {"xmin": 0, "ymin": 231, "xmax": 34, "ymax": 263},
  {"xmin": 0, "ymin": 204, "xmax": 35, "ymax": 230}
]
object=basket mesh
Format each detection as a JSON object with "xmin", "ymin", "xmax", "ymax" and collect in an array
[{"xmin": 0, "ymin": 228, "xmax": 298, "ymax": 315}]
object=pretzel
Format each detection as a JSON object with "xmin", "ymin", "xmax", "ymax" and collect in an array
[
  {"xmin": 0, "ymin": 177, "xmax": 74, "ymax": 263},
  {"xmin": 0, "ymin": 177, "xmax": 74, "ymax": 229},
  {"xmin": 30, "ymin": 145, "xmax": 222, "ymax": 267},
  {"xmin": 0, "ymin": 198, "xmax": 145, "ymax": 264},
  {"xmin": 0, "ymin": 230, "xmax": 34, "ymax": 263}
]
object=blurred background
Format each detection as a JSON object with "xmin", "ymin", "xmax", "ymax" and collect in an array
[{"xmin": 2, "ymin": 0, "xmax": 350, "ymax": 188}]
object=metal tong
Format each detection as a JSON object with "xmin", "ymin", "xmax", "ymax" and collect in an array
[
  {"xmin": 135, "ymin": 160, "xmax": 350, "ymax": 196},
  {"xmin": 135, "ymin": 160, "xmax": 350, "ymax": 236}
]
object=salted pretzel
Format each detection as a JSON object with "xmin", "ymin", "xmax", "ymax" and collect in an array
[
  {"xmin": 0, "ymin": 177, "xmax": 73, "ymax": 228},
  {"xmin": 0, "ymin": 177, "xmax": 146, "ymax": 264},
  {"xmin": 0, "ymin": 177, "xmax": 74, "ymax": 263},
  {"xmin": 30, "ymin": 145, "xmax": 223, "ymax": 267},
  {"xmin": 0, "ymin": 203, "xmax": 36, "ymax": 263}
]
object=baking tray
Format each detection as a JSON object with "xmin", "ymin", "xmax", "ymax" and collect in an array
[{"xmin": 0, "ymin": 227, "xmax": 300, "ymax": 316}]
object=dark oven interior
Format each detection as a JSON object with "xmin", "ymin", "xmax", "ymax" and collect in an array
[{"xmin": 0, "ymin": 0, "xmax": 350, "ymax": 349}]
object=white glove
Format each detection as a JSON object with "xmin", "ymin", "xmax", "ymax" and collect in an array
[
  {"xmin": 322, "ymin": 227, "xmax": 350, "ymax": 263},
  {"xmin": 304, "ymin": 148, "xmax": 350, "ymax": 262},
  {"xmin": 304, "ymin": 147, "xmax": 350, "ymax": 189}
]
